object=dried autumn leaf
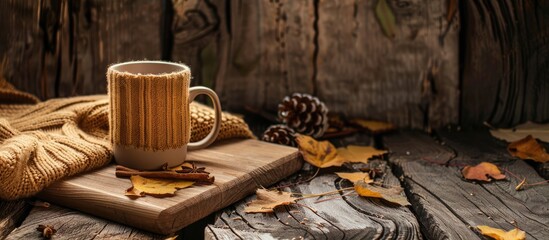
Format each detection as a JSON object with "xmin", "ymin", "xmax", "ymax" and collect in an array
[
  {"xmin": 337, "ymin": 145, "xmax": 387, "ymax": 164},
  {"xmin": 245, "ymin": 189, "xmax": 297, "ymax": 213},
  {"xmin": 462, "ymin": 162, "xmax": 506, "ymax": 182},
  {"xmin": 125, "ymin": 175, "xmax": 194, "ymax": 197},
  {"xmin": 507, "ymin": 135, "xmax": 549, "ymax": 163},
  {"xmin": 295, "ymin": 134, "xmax": 346, "ymax": 168},
  {"xmin": 336, "ymin": 172, "xmax": 373, "ymax": 184},
  {"xmin": 350, "ymin": 119, "xmax": 396, "ymax": 134},
  {"xmin": 477, "ymin": 225, "xmax": 526, "ymax": 240},
  {"xmin": 375, "ymin": 0, "xmax": 396, "ymax": 38},
  {"xmin": 354, "ymin": 181, "xmax": 410, "ymax": 206},
  {"xmin": 489, "ymin": 121, "xmax": 549, "ymax": 143}
]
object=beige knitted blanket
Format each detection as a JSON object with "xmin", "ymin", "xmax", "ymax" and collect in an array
[{"xmin": 0, "ymin": 81, "xmax": 253, "ymax": 200}]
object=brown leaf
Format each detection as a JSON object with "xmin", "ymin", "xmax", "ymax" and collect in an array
[
  {"xmin": 336, "ymin": 172, "xmax": 373, "ymax": 184},
  {"xmin": 295, "ymin": 134, "xmax": 346, "ymax": 168},
  {"xmin": 245, "ymin": 189, "xmax": 297, "ymax": 213},
  {"xmin": 125, "ymin": 175, "xmax": 194, "ymax": 197},
  {"xmin": 354, "ymin": 181, "xmax": 410, "ymax": 206},
  {"xmin": 462, "ymin": 162, "xmax": 506, "ymax": 182},
  {"xmin": 477, "ymin": 225, "xmax": 526, "ymax": 240},
  {"xmin": 350, "ymin": 119, "xmax": 396, "ymax": 134},
  {"xmin": 337, "ymin": 145, "xmax": 387, "ymax": 164},
  {"xmin": 508, "ymin": 135, "xmax": 549, "ymax": 163}
]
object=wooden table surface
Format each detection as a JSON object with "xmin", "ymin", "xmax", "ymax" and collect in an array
[{"xmin": 2, "ymin": 125, "xmax": 549, "ymax": 239}]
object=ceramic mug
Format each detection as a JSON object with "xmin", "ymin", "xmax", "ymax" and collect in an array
[{"xmin": 107, "ymin": 61, "xmax": 221, "ymax": 170}]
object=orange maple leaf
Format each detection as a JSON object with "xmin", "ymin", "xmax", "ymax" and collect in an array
[
  {"xmin": 477, "ymin": 225, "xmax": 526, "ymax": 240},
  {"xmin": 508, "ymin": 135, "xmax": 549, "ymax": 163},
  {"xmin": 461, "ymin": 162, "xmax": 506, "ymax": 182}
]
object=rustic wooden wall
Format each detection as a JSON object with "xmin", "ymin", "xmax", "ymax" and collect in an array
[
  {"xmin": 5, "ymin": 0, "xmax": 546, "ymax": 129},
  {"xmin": 0, "ymin": 0, "xmax": 163, "ymax": 99},
  {"xmin": 461, "ymin": 0, "xmax": 549, "ymax": 128}
]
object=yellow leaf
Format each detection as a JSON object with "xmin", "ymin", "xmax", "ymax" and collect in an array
[
  {"xmin": 295, "ymin": 134, "xmax": 346, "ymax": 168},
  {"xmin": 245, "ymin": 189, "xmax": 297, "ymax": 213},
  {"xmin": 477, "ymin": 225, "xmax": 526, "ymax": 240},
  {"xmin": 350, "ymin": 119, "xmax": 396, "ymax": 134},
  {"xmin": 337, "ymin": 145, "xmax": 387, "ymax": 164},
  {"xmin": 125, "ymin": 175, "xmax": 194, "ymax": 197},
  {"xmin": 508, "ymin": 135, "xmax": 549, "ymax": 163},
  {"xmin": 336, "ymin": 172, "xmax": 373, "ymax": 184},
  {"xmin": 354, "ymin": 181, "xmax": 410, "ymax": 206},
  {"xmin": 462, "ymin": 162, "xmax": 506, "ymax": 182}
]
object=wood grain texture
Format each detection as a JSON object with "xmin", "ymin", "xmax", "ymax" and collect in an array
[
  {"xmin": 212, "ymin": 0, "xmax": 459, "ymax": 129},
  {"xmin": 0, "ymin": 200, "xmax": 31, "ymax": 239},
  {"xmin": 212, "ymin": 0, "xmax": 316, "ymax": 112},
  {"xmin": 461, "ymin": 0, "xmax": 549, "ymax": 127},
  {"xmin": 0, "ymin": 0, "xmax": 162, "ymax": 99},
  {"xmin": 37, "ymin": 139, "xmax": 301, "ymax": 235},
  {"xmin": 5, "ymin": 204, "xmax": 162, "ymax": 240},
  {"xmin": 316, "ymin": 0, "xmax": 459, "ymax": 129},
  {"xmin": 384, "ymin": 131, "xmax": 549, "ymax": 240},
  {"xmin": 206, "ymin": 134, "xmax": 422, "ymax": 240}
]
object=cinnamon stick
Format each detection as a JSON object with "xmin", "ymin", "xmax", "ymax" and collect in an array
[{"xmin": 115, "ymin": 165, "xmax": 215, "ymax": 184}]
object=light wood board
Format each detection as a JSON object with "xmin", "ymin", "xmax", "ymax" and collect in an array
[{"xmin": 37, "ymin": 139, "xmax": 302, "ymax": 235}]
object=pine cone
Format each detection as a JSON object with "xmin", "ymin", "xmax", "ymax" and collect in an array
[
  {"xmin": 262, "ymin": 124, "xmax": 297, "ymax": 147},
  {"xmin": 278, "ymin": 93, "xmax": 329, "ymax": 138}
]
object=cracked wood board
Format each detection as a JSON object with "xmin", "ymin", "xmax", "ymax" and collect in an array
[
  {"xmin": 37, "ymin": 139, "xmax": 302, "ymax": 235},
  {"xmin": 205, "ymin": 134, "xmax": 422, "ymax": 240},
  {"xmin": 385, "ymin": 131, "xmax": 549, "ymax": 239}
]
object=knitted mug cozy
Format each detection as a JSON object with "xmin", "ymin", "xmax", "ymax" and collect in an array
[{"xmin": 107, "ymin": 62, "xmax": 192, "ymax": 151}]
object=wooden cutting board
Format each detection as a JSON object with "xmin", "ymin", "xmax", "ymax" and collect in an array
[{"xmin": 37, "ymin": 139, "xmax": 301, "ymax": 235}]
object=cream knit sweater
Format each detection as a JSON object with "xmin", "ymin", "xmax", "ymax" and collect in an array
[{"xmin": 0, "ymin": 81, "xmax": 252, "ymax": 200}]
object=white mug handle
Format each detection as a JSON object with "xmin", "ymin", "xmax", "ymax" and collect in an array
[{"xmin": 187, "ymin": 86, "xmax": 222, "ymax": 150}]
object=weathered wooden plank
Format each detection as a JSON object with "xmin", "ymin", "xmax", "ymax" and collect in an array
[
  {"xmin": 206, "ymin": 134, "xmax": 422, "ymax": 239},
  {"xmin": 5, "ymin": 204, "xmax": 163, "ymax": 240},
  {"xmin": 461, "ymin": 0, "xmax": 549, "ymax": 127},
  {"xmin": 0, "ymin": 200, "xmax": 31, "ymax": 239},
  {"xmin": 0, "ymin": 0, "xmax": 163, "ymax": 99},
  {"xmin": 212, "ymin": 0, "xmax": 316, "ymax": 111},
  {"xmin": 385, "ymin": 131, "xmax": 549, "ymax": 240},
  {"xmin": 316, "ymin": 0, "xmax": 459, "ymax": 129}
]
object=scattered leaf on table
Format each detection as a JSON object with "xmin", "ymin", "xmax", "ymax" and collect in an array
[
  {"xmin": 295, "ymin": 134, "xmax": 346, "ymax": 168},
  {"xmin": 354, "ymin": 181, "xmax": 410, "ymax": 206},
  {"xmin": 169, "ymin": 162, "xmax": 194, "ymax": 171},
  {"xmin": 336, "ymin": 172, "xmax": 373, "ymax": 184},
  {"xmin": 350, "ymin": 119, "xmax": 396, "ymax": 134},
  {"xmin": 477, "ymin": 225, "xmax": 526, "ymax": 240},
  {"xmin": 447, "ymin": 0, "xmax": 458, "ymax": 22},
  {"xmin": 375, "ymin": 0, "xmax": 396, "ymax": 38},
  {"xmin": 489, "ymin": 121, "xmax": 549, "ymax": 143},
  {"xmin": 507, "ymin": 135, "xmax": 549, "ymax": 163},
  {"xmin": 125, "ymin": 175, "xmax": 194, "ymax": 197},
  {"xmin": 245, "ymin": 189, "xmax": 297, "ymax": 213},
  {"xmin": 337, "ymin": 145, "xmax": 387, "ymax": 164},
  {"xmin": 462, "ymin": 162, "xmax": 506, "ymax": 182}
]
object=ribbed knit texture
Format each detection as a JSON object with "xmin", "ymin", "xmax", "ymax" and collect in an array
[
  {"xmin": 0, "ymin": 80, "xmax": 253, "ymax": 200},
  {"xmin": 108, "ymin": 67, "xmax": 191, "ymax": 150}
]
